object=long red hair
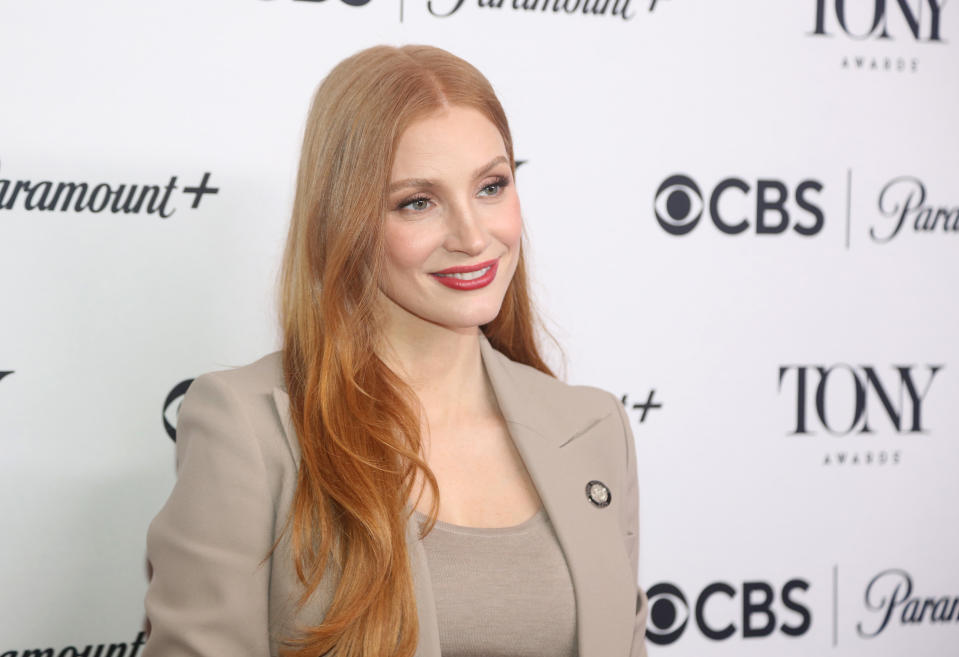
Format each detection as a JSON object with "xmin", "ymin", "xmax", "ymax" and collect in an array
[{"xmin": 277, "ymin": 44, "xmax": 557, "ymax": 657}]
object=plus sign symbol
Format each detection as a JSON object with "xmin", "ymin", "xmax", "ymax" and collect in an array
[
  {"xmin": 183, "ymin": 172, "xmax": 219, "ymax": 209},
  {"xmin": 621, "ymin": 390, "xmax": 662, "ymax": 423}
]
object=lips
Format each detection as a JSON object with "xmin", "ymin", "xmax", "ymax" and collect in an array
[
  {"xmin": 431, "ymin": 258, "xmax": 499, "ymax": 275},
  {"xmin": 430, "ymin": 258, "xmax": 499, "ymax": 290}
]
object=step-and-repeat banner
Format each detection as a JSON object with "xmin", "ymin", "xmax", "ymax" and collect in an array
[{"xmin": 1, "ymin": 1, "xmax": 956, "ymax": 655}]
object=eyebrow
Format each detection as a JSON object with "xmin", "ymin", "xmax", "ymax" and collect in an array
[{"xmin": 388, "ymin": 155, "xmax": 509, "ymax": 194}]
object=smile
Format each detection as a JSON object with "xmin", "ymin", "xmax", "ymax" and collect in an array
[
  {"xmin": 430, "ymin": 259, "xmax": 499, "ymax": 290},
  {"xmin": 434, "ymin": 266, "xmax": 491, "ymax": 280}
]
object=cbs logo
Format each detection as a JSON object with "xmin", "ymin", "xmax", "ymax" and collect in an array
[
  {"xmin": 163, "ymin": 379, "xmax": 194, "ymax": 441},
  {"xmin": 261, "ymin": 0, "xmax": 372, "ymax": 6},
  {"xmin": 654, "ymin": 174, "xmax": 824, "ymax": 237},
  {"xmin": 646, "ymin": 579, "xmax": 811, "ymax": 644}
]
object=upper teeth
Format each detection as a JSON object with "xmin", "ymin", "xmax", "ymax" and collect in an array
[{"xmin": 436, "ymin": 265, "xmax": 492, "ymax": 280}]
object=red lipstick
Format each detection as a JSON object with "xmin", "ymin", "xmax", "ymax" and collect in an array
[{"xmin": 430, "ymin": 258, "xmax": 499, "ymax": 290}]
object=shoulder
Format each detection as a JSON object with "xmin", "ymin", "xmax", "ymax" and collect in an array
[
  {"xmin": 180, "ymin": 351, "xmax": 285, "ymax": 423},
  {"xmin": 191, "ymin": 351, "xmax": 285, "ymax": 397},
  {"xmin": 483, "ymin": 339, "xmax": 620, "ymax": 433},
  {"xmin": 176, "ymin": 351, "xmax": 288, "ymax": 455},
  {"xmin": 511, "ymin": 355, "xmax": 616, "ymax": 410}
]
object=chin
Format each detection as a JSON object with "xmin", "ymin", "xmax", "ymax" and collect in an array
[
  {"xmin": 434, "ymin": 303, "xmax": 505, "ymax": 330},
  {"xmin": 444, "ymin": 312, "xmax": 502, "ymax": 330}
]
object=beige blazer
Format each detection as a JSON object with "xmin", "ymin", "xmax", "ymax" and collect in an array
[{"xmin": 143, "ymin": 333, "xmax": 649, "ymax": 657}]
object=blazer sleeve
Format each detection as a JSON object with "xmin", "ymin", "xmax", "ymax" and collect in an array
[
  {"xmin": 143, "ymin": 372, "xmax": 274, "ymax": 657},
  {"xmin": 611, "ymin": 392, "xmax": 650, "ymax": 657}
]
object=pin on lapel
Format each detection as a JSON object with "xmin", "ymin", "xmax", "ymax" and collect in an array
[{"xmin": 585, "ymin": 480, "xmax": 611, "ymax": 508}]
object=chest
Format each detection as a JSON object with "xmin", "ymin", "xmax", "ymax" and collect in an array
[{"xmin": 410, "ymin": 414, "xmax": 544, "ymax": 527}]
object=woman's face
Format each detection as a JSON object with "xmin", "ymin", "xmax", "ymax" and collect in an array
[{"xmin": 379, "ymin": 104, "xmax": 522, "ymax": 334}]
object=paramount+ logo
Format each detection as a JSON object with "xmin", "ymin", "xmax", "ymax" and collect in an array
[
  {"xmin": 653, "ymin": 174, "xmax": 824, "ymax": 237},
  {"xmin": 646, "ymin": 578, "xmax": 811, "ymax": 645}
]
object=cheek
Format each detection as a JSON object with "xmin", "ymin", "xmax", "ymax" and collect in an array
[
  {"xmin": 383, "ymin": 221, "xmax": 442, "ymax": 272},
  {"xmin": 494, "ymin": 194, "xmax": 523, "ymax": 247}
]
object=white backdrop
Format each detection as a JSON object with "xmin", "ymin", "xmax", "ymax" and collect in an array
[{"xmin": 1, "ymin": 1, "xmax": 957, "ymax": 655}]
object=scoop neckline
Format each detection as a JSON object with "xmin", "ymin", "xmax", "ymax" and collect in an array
[{"xmin": 410, "ymin": 505, "xmax": 547, "ymax": 535}]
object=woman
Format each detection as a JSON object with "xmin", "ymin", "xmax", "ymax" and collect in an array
[{"xmin": 143, "ymin": 44, "xmax": 648, "ymax": 657}]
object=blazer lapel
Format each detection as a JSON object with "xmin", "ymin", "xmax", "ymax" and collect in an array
[
  {"xmin": 477, "ymin": 333, "xmax": 635, "ymax": 657},
  {"xmin": 271, "ymin": 334, "xmax": 634, "ymax": 657}
]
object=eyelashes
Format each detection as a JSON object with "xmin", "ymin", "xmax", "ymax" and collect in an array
[
  {"xmin": 479, "ymin": 175, "xmax": 510, "ymax": 197},
  {"xmin": 394, "ymin": 175, "xmax": 511, "ymax": 212},
  {"xmin": 397, "ymin": 194, "xmax": 431, "ymax": 212}
]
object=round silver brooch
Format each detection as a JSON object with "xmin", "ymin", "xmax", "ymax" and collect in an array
[{"xmin": 586, "ymin": 480, "xmax": 611, "ymax": 508}]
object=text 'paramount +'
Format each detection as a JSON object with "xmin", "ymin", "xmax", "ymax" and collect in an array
[{"xmin": 0, "ymin": 165, "xmax": 219, "ymax": 217}]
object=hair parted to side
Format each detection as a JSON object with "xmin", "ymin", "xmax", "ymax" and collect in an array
[{"xmin": 277, "ymin": 44, "xmax": 557, "ymax": 657}]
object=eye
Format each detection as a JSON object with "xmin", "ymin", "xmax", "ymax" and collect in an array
[
  {"xmin": 478, "ymin": 175, "xmax": 510, "ymax": 198},
  {"xmin": 398, "ymin": 196, "xmax": 432, "ymax": 212}
]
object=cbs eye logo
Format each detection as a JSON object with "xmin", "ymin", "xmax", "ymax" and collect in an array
[
  {"xmin": 654, "ymin": 175, "xmax": 704, "ymax": 236},
  {"xmin": 261, "ymin": 0, "xmax": 372, "ymax": 6},
  {"xmin": 645, "ymin": 579, "xmax": 811, "ymax": 644},
  {"xmin": 654, "ymin": 173, "xmax": 824, "ymax": 237},
  {"xmin": 163, "ymin": 379, "xmax": 194, "ymax": 441},
  {"xmin": 646, "ymin": 583, "xmax": 690, "ymax": 644}
]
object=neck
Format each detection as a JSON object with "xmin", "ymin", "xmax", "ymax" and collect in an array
[{"xmin": 376, "ymin": 307, "xmax": 495, "ymax": 431}]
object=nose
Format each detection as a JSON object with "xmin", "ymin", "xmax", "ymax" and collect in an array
[{"xmin": 443, "ymin": 201, "xmax": 489, "ymax": 256}]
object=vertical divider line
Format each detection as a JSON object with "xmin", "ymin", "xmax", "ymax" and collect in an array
[
  {"xmin": 845, "ymin": 169, "xmax": 852, "ymax": 250},
  {"xmin": 833, "ymin": 564, "xmax": 838, "ymax": 647},
  {"xmin": 400, "ymin": 0, "xmax": 404, "ymax": 22}
]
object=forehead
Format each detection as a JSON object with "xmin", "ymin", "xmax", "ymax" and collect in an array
[{"xmin": 391, "ymin": 105, "xmax": 506, "ymax": 177}]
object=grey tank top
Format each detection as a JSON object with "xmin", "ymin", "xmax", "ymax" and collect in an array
[{"xmin": 411, "ymin": 506, "xmax": 578, "ymax": 657}]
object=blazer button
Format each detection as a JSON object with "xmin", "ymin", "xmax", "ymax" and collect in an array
[{"xmin": 586, "ymin": 480, "xmax": 611, "ymax": 507}]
